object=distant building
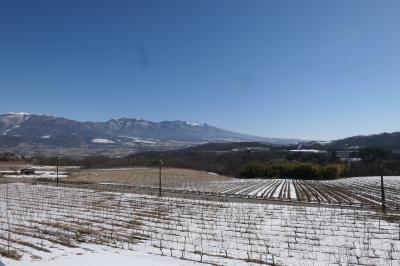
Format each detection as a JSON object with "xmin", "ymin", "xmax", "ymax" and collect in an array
[
  {"xmin": 20, "ymin": 168, "xmax": 35, "ymax": 175},
  {"xmin": 336, "ymin": 151, "xmax": 353, "ymax": 158},
  {"xmin": 336, "ymin": 151, "xmax": 361, "ymax": 162}
]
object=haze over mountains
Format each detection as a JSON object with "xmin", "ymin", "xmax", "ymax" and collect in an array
[{"xmin": 0, "ymin": 112, "xmax": 303, "ymax": 156}]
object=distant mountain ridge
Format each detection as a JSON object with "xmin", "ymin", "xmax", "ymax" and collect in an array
[{"xmin": 0, "ymin": 112, "xmax": 304, "ymax": 156}]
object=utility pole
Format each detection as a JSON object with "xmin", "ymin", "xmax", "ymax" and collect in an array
[
  {"xmin": 159, "ymin": 159, "xmax": 163, "ymax": 197},
  {"xmin": 381, "ymin": 175, "xmax": 386, "ymax": 212},
  {"xmin": 380, "ymin": 161, "xmax": 386, "ymax": 212},
  {"xmin": 56, "ymin": 156, "xmax": 61, "ymax": 187}
]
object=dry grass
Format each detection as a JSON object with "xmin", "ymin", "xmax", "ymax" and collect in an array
[
  {"xmin": 0, "ymin": 160, "xmax": 29, "ymax": 166},
  {"xmin": 0, "ymin": 247, "xmax": 22, "ymax": 260},
  {"xmin": 68, "ymin": 167, "xmax": 232, "ymax": 186},
  {"xmin": 0, "ymin": 163, "xmax": 27, "ymax": 172}
]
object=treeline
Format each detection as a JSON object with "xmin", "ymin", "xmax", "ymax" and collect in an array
[
  {"xmin": 32, "ymin": 142, "xmax": 335, "ymax": 176},
  {"xmin": 240, "ymin": 148, "xmax": 400, "ymax": 179},
  {"xmin": 0, "ymin": 152, "xmax": 26, "ymax": 161},
  {"xmin": 346, "ymin": 148, "xmax": 400, "ymax": 176},
  {"xmin": 33, "ymin": 149, "xmax": 290, "ymax": 177},
  {"xmin": 240, "ymin": 162, "xmax": 347, "ymax": 180},
  {"xmin": 327, "ymin": 132, "xmax": 400, "ymax": 151},
  {"xmin": 31, "ymin": 145, "xmax": 400, "ymax": 179}
]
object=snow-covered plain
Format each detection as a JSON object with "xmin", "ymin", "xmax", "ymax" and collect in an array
[
  {"xmin": 118, "ymin": 136, "xmax": 158, "ymax": 144},
  {"xmin": 1, "ymin": 183, "xmax": 400, "ymax": 265},
  {"xmin": 92, "ymin": 138, "xmax": 115, "ymax": 144}
]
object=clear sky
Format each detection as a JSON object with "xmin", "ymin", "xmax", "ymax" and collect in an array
[{"xmin": 1, "ymin": 0, "xmax": 399, "ymax": 140}]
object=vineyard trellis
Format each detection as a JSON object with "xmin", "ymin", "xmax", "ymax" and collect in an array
[
  {"xmin": 45, "ymin": 175, "xmax": 400, "ymax": 211},
  {"xmin": 1, "ymin": 182, "xmax": 400, "ymax": 265}
]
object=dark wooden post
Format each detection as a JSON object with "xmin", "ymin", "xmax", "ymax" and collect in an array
[
  {"xmin": 56, "ymin": 157, "xmax": 59, "ymax": 187},
  {"xmin": 379, "ymin": 160, "xmax": 386, "ymax": 212},
  {"xmin": 56, "ymin": 156, "xmax": 62, "ymax": 187},
  {"xmin": 381, "ymin": 174, "xmax": 386, "ymax": 212},
  {"xmin": 159, "ymin": 159, "xmax": 163, "ymax": 197}
]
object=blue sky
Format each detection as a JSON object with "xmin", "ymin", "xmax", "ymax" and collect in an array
[{"xmin": 1, "ymin": 0, "xmax": 399, "ymax": 140}]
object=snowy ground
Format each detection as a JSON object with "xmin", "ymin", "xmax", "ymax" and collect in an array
[
  {"xmin": 1, "ymin": 243, "xmax": 199, "ymax": 266},
  {"xmin": 2, "ymin": 171, "xmax": 68, "ymax": 179},
  {"xmin": 1, "ymin": 165, "xmax": 73, "ymax": 179},
  {"xmin": 1, "ymin": 183, "xmax": 400, "ymax": 265}
]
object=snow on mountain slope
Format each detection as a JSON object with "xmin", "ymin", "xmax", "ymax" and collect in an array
[{"xmin": 0, "ymin": 113, "xmax": 32, "ymax": 135}]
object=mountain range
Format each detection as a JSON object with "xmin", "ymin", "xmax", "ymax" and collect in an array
[{"xmin": 0, "ymin": 112, "xmax": 303, "ymax": 156}]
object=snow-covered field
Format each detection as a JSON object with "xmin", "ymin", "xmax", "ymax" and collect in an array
[
  {"xmin": 91, "ymin": 138, "xmax": 115, "ymax": 144},
  {"xmin": 2, "ymin": 243, "xmax": 199, "ymax": 266},
  {"xmin": 1, "ymin": 165, "xmax": 69, "ymax": 179},
  {"xmin": 0, "ymin": 165, "xmax": 81, "ymax": 180},
  {"xmin": 1, "ymin": 183, "xmax": 400, "ymax": 265},
  {"xmin": 2, "ymin": 171, "xmax": 68, "ymax": 179}
]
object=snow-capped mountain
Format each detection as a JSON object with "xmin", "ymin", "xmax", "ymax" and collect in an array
[
  {"xmin": 0, "ymin": 113, "xmax": 303, "ymax": 156},
  {"xmin": 0, "ymin": 112, "xmax": 32, "ymax": 134}
]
